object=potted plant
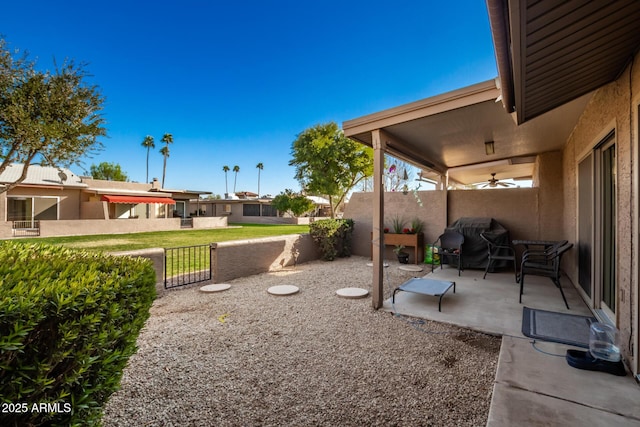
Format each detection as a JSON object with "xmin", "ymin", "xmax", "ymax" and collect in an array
[
  {"xmin": 394, "ymin": 245, "xmax": 410, "ymax": 264},
  {"xmin": 391, "ymin": 215, "xmax": 405, "ymax": 234},
  {"xmin": 410, "ymin": 217, "xmax": 424, "ymax": 235}
]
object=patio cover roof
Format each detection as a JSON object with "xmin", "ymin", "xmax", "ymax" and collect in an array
[
  {"xmin": 343, "ymin": 79, "xmax": 591, "ymax": 184},
  {"xmin": 101, "ymin": 195, "xmax": 176, "ymax": 205}
]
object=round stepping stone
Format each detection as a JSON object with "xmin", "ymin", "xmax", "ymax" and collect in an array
[
  {"xmin": 367, "ymin": 262, "xmax": 389, "ymax": 268},
  {"xmin": 398, "ymin": 265, "xmax": 424, "ymax": 272},
  {"xmin": 336, "ymin": 287, "xmax": 369, "ymax": 299},
  {"xmin": 199, "ymin": 283, "xmax": 231, "ymax": 293},
  {"xmin": 267, "ymin": 285, "xmax": 300, "ymax": 296}
]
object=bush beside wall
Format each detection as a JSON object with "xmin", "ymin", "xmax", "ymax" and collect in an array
[
  {"xmin": 0, "ymin": 242, "xmax": 156, "ymax": 426},
  {"xmin": 309, "ymin": 219, "xmax": 354, "ymax": 261}
]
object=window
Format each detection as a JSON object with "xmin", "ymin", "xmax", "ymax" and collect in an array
[
  {"xmin": 8, "ymin": 196, "xmax": 59, "ymax": 221},
  {"xmin": 243, "ymin": 204, "xmax": 260, "ymax": 217},
  {"xmin": 261, "ymin": 204, "xmax": 277, "ymax": 217}
]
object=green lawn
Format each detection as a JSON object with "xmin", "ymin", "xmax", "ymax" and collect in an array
[{"xmin": 23, "ymin": 223, "xmax": 310, "ymax": 252}]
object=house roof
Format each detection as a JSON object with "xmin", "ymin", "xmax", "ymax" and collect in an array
[
  {"xmin": 307, "ymin": 196, "xmax": 330, "ymax": 205},
  {"xmin": 0, "ymin": 164, "xmax": 87, "ymax": 188},
  {"xmin": 487, "ymin": 0, "xmax": 640, "ymax": 124}
]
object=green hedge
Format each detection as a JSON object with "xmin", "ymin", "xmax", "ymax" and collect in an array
[
  {"xmin": 0, "ymin": 242, "xmax": 156, "ymax": 426},
  {"xmin": 309, "ymin": 218, "xmax": 354, "ymax": 261}
]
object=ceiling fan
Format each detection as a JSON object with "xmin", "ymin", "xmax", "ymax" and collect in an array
[{"xmin": 481, "ymin": 173, "xmax": 515, "ymax": 188}]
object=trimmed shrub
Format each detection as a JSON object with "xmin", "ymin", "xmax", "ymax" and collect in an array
[
  {"xmin": 309, "ymin": 218, "xmax": 354, "ymax": 261},
  {"xmin": 0, "ymin": 242, "xmax": 156, "ymax": 426}
]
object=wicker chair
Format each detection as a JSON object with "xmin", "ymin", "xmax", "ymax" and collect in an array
[{"xmin": 432, "ymin": 231, "xmax": 464, "ymax": 276}]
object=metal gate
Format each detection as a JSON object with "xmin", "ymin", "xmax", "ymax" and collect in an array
[{"xmin": 164, "ymin": 244, "xmax": 212, "ymax": 289}]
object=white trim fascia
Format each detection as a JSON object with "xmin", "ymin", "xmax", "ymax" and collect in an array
[{"xmin": 343, "ymin": 80, "xmax": 499, "ymax": 137}]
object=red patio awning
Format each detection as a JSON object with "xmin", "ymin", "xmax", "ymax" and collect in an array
[{"xmin": 100, "ymin": 195, "xmax": 176, "ymax": 205}]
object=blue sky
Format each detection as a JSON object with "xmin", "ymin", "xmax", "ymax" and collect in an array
[{"xmin": 1, "ymin": 1, "xmax": 497, "ymax": 197}]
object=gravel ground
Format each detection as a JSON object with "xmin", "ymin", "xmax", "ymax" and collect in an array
[{"xmin": 102, "ymin": 256, "xmax": 501, "ymax": 427}]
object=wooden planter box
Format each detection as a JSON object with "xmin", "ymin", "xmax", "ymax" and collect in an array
[{"xmin": 371, "ymin": 232, "xmax": 424, "ymax": 265}]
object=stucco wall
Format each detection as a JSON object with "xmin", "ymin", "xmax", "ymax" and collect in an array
[
  {"xmin": 0, "ymin": 221, "xmax": 12, "ymax": 238},
  {"xmin": 192, "ymin": 216, "xmax": 228, "ymax": 228},
  {"xmin": 562, "ymin": 53, "xmax": 640, "ymax": 362},
  {"xmin": 211, "ymin": 233, "xmax": 321, "ymax": 283},
  {"xmin": 535, "ymin": 151, "xmax": 565, "ymax": 240},
  {"xmin": 80, "ymin": 201, "xmax": 107, "ymax": 219},
  {"xmin": 345, "ymin": 182, "xmax": 561, "ymax": 262},
  {"xmin": 343, "ymin": 191, "xmax": 447, "ymax": 261},
  {"xmin": 447, "ymin": 188, "xmax": 540, "ymax": 242},
  {"xmin": 81, "ymin": 177, "xmax": 154, "ymax": 191},
  {"xmin": 109, "ymin": 248, "xmax": 165, "ymax": 295},
  {"xmin": 38, "ymin": 218, "xmax": 184, "ymax": 237}
]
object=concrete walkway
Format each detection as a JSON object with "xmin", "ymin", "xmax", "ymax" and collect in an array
[
  {"xmin": 383, "ymin": 265, "xmax": 640, "ymax": 426},
  {"xmin": 488, "ymin": 337, "xmax": 640, "ymax": 426}
]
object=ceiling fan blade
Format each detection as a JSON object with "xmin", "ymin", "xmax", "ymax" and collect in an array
[{"xmin": 497, "ymin": 182, "xmax": 511, "ymax": 187}]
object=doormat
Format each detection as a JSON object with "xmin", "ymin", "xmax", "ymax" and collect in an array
[{"xmin": 522, "ymin": 307, "xmax": 597, "ymax": 348}]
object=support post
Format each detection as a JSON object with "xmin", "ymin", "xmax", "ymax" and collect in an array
[{"xmin": 371, "ymin": 130, "xmax": 386, "ymax": 309}]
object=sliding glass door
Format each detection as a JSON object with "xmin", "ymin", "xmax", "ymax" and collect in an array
[
  {"xmin": 600, "ymin": 140, "xmax": 616, "ymax": 315},
  {"xmin": 577, "ymin": 132, "xmax": 616, "ymax": 320}
]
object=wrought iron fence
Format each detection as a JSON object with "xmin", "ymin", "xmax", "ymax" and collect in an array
[
  {"xmin": 180, "ymin": 217, "xmax": 194, "ymax": 228},
  {"xmin": 164, "ymin": 244, "xmax": 212, "ymax": 289},
  {"xmin": 12, "ymin": 220, "xmax": 40, "ymax": 237}
]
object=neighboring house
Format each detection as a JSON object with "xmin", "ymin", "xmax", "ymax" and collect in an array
[
  {"xmin": 343, "ymin": 1, "xmax": 640, "ymax": 379},
  {"xmin": 197, "ymin": 195, "xmax": 331, "ymax": 224},
  {"xmin": 0, "ymin": 164, "xmax": 217, "ymax": 237},
  {"xmin": 306, "ymin": 195, "xmax": 332, "ymax": 218}
]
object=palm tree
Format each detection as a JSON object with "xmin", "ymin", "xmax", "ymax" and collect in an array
[
  {"xmin": 141, "ymin": 135, "xmax": 155, "ymax": 183},
  {"xmin": 160, "ymin": 133, "xmax": 173, "ymax": 187},
  {"xmin": 256, "ymin": 162, "xmax": 264, "ymax": 197},
  {"xmin": 222, "ymin": 165, "xmax": 230, "ymax": 195},
  {"xmin": 160, "ymin": 146, "xmax": 170, "ymax": 188},
  {"xmin": 232, "ymin": 165, "xmax": 240, "ymax": 193}
]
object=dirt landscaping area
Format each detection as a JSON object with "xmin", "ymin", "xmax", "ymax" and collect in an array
[{"xmin": 102, "ymin": 256, "xmax": 501, "ymax": 426}]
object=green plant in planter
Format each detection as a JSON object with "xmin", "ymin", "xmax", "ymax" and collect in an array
[
  {"xmin": 390, "ymin": 215, "xmax": 406, "ymax": 234},
  {"xmin": 410, "ymin": 217, "xmax": 424, "ymax": 235}
]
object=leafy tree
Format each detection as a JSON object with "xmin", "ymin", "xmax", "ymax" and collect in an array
[
  {"xmin": 256, "ymin": 162, "xmax": 264, "ymax": 196},
  {"xmin": 222, "ymin": 165, "xmax": 230, "ymax": 194},
  {"xmin": 289, "ymin": 122, "xmax": 373, "ymax": 218},
  {"xmin": 232, "ymin": 165, "xmax": 240, "ymax": 193},
  {"xmin": 0, "ymin": 38, "xmax": 106, "ymax": 193},
  {"xmin": 201, "ymin": 194, "xmax": 222, "ymax": 200},
  {"xmin": 90, "ymin": 162, "xmax": 129, "ymax": 181},
  {"xmin": 272, "ymin": 189, "xmax": 315, "ymax": 217},
  {"xmin": 160, "ymin": 133, "xmax": 173, "ymax": 187},
  {"xmin": 141, "ymin": 135, "xmax": 155, "ymax": 183},
  {"xmin": 289, "ymin": 194, "xmax": 315, "ymax": 217}
]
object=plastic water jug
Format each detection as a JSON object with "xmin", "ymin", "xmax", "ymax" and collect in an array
[{"xmin": 589, "ymin": 322, "xmax": 621, "ymax": 362}]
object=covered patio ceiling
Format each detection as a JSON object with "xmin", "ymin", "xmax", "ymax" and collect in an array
[{"xmin": 343, "ymin": 79, "xmax": 592, "ymax": 185}]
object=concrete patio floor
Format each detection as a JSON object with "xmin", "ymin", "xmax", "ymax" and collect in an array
[{"xmin": 382, "ymin": 265, "xmax": 640, "ymax": 426}]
